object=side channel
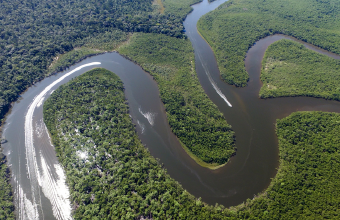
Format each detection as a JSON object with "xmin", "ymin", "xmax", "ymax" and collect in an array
[
  {"xmin": 185, "ymin": 0, "xmax": 340, "ymax": 208},
  {"xmin": 4, "ymin": 0, "xmax": 340, "ymax": 219}
]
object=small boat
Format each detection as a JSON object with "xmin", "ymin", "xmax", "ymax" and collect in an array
[{"xmin": 0, "ymin": 138, "xmax": 7, "ymax": 144}]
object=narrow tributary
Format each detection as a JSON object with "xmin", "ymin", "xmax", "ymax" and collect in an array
[
  {"xmin": 183, "ymin": 0, "xmax": 340, "ymax": 207},
  {"xmin": 2, "ymin": 0, "xmax": 340, "ymax": 219}
]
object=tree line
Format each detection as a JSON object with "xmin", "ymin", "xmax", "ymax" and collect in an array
[
  {"xmin": 0, "ymin": 0, "xmax": 201, "ymax": 215},
  {"xmin": 118, "ymin": 33, "xmax": 235, "ymax": 167},
  {"xmin": 260, "ymin": 39, "xmax": 340, "ymax": 100},
  {"xmin": 0, "ymin": 0, "xmax": 201, "ymax": 121},
  {"xmin": 0, "ymin": 148, "xmax": 14, "ymax": 220},
  {"xmin": 198, "ymin": 0, "xmax": 340, "ymax": 87},
  {"xmin": 43, "ymin": 68, "xmax": 234, "ymax": 219},
  {"xmin": 44, "ymin": 68, "xmax": 340, "ymax": 219}
]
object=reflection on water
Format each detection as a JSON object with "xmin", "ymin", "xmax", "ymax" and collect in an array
[
  {"xmin": 2, "ymin": 0, "xmax": 340, "ymax": 219},
  {"xmin": 184, "ymin": 0, "xmax": 340, "ymax": 207}
]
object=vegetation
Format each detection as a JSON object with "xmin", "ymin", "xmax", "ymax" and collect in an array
[
  {"xmin": 260, "ymin": 39, "xmax": 340, "ymax": 100},
  {"xmin": 163, "ymin": 0, "xmax": 201, "ymax": 19},
  {"xmin": 198, "ymin": 0, "xmax": 340, "ymax": 87},
  {"xmin": 43, "ymin": 68, "xmax": 234, "ymax": 219},
  {"xmin": 44, "ymin": 69, "xmax": 340, "ymax": 219},
  {"xmin": 48, "ymin": 48, "xmax": 105, "ymax": 75},
  {"xmin": 236, "ymin": 112, "xmax": 340, "ymax": 219},
  {"xmin": 0, "ymin": 148, "xmax": 14, "ymax": 220},
  {"xmin": 0, "ymin": 0, "xmax": 202, "ymax": 120},
  {"xmin": 4, "ymin": 0, "xmax": 340, "ymax": 218},
  {"xmin": 119, "ymin": 33, "xmax": 235, "ymax": 167},
  {"xmin": 48, "ymin": 30, "xmax": 131, "ymax": 75},
  {"xmin": 0, "ymin": 0, "xmax": 211, "ymax": 214}
]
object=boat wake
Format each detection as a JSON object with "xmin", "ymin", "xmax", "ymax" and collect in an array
[
  {"xmin": 17, "ymin": 184, "xmax": 39, "ymax": 220},
  {"xmin": 138, "ymin": 107, "xmax": 157, "ymax": 126},
  {"xmin": 193, "ymin": 38, "xmax": 232, "ymax": 107},
  {"xmin": 37, "ymin": 152, "xmax": 72, "ymax": 220},
  {"xmin": 23, "ymin": 62, "xmax": 101, "ymax": 219},
  {"xmin": 137, "ymin": 120, "xmax": 146, "ymax": 134}
]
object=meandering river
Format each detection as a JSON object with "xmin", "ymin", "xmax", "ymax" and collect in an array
[{"xmin": 2, "ymin": 0, "xmax": 340, "ymax": 219}]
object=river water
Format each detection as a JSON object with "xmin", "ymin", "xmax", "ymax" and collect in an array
[{"xmin": 2, "ymin": 0, "xmax": 340, "ymax": 219}]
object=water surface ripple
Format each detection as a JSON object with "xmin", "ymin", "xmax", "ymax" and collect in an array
[{"xmin": 3, "ymin": 0, "xmax": 340, "ymax": 218}]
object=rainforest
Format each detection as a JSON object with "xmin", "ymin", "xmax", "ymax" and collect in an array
[
  {"xmin": 1, "ymin": 0, "xmax": 340, "ymax": 219},
  {"xmin": 43, "ymin": 69, "xmax": 340, "ymax": 219},
  {"xmin": 198, "ymin": 0, "xmax": 340, "ymax": 87},
  {"xmin": 118, "ymin": 33, "xmax": 235, "ymax": 167},
  {"xmin": 260, "ymin": 39, "xmax": 340, "ymax": 100}
]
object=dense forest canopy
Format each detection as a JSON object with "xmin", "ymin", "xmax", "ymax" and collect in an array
[
  {"xmin": 3, "ymin": 0, "xmax": 340, "ymax": 218},
  {"xmin": 0, "ymin": 0, "xmax": 200, "ymax": 120},
  {"xmin": 197, "ymin": 0, "xmax": 340, "ymax": 87},
  {"xmin": 0, "ymin": 0, "xmax": 200, "ymax": 217},
  {"xmin": 43, "ymin": 68, "xmax": 232, "ymax": 219},
  {"xmin": 260, "ymin": 39, "xmax": 340, "ymax": 100},
  {"xmin": 119, "ymin": 33, "xmax": 235, "ymax": 167},
  {"xmin": 0, "ymin": 148, "xmax": 14, "ymax": 220},
  {"xmin": 44, "ymin": 70, "xmax": 340, "ymax": 219},
  {"xmin": 233, "ymin": 112, "xmax": 340, "ymax": 219}
]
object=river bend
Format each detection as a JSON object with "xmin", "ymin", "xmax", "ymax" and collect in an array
[{"xmin": 2, "ymin": 0, "xmax": 340, "ymax": 219}]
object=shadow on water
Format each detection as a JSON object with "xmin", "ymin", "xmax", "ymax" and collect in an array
[
  {"xmin": 2, "ymin": 0, "xmax": 340, "ymax": 218},
  {"xmin": 183, "ymin": 0, "xmax": 340, "ymax": 207}
]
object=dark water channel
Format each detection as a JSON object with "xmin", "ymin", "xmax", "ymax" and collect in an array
[
  {"xmin": 182, "ymin": 0, "xmax": 340, "ymax": 207},
  {"xmin": 2, "ymin": 0, "xmax": 340, "ymax": 218}
]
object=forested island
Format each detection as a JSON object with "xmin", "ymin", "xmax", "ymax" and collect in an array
[
  {"xmin": 0, "ymin": 0, "xmax": 208, "ymax": 216},
  {"xmin": 43, "ymin": 68, "xmax": 232, "ymax": 219},
  {"xmin": 118, "ymin": 33, "xmax": 235, "ymax": 168},
  {"xmin": 198, "ymin": 0, "xmax": 340, "ymax": 87},
  {"xmin": 44, "ymin": 68, "xmax": 340, "ymax": 219},
  {"xmin": 0, "ymin": 0, "xmax": 233, "ymax": 169},
  {"xmin": 0, "ymin": 0, "xmax": 201, "ymax": 120},
  {"xmin": 260, "ymin": 39, "xmax": 340, "ymax": 100},
  {"xmin": 2, "ymin": 0, "xmax": 340, "ymax": 218}
]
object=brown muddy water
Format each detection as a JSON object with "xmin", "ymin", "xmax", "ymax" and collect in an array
[{"xmin": 2, "ymin": 0, "xmax": 340, "ymax": 219}]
